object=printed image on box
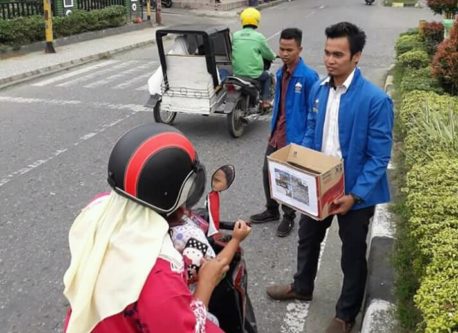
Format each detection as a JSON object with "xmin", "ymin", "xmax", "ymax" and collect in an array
[{"xmin": 269, "ymin": 161, "xmax": 318, "ymax": 216}]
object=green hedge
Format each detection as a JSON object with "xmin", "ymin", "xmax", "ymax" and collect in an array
[
  {"xmin": 395, "ymin": 90, "xmax": 458, "ymax": 332},
  {"xmin": 395, "ymin": 34, "xmax": 425, "ymax": 57},
  {"xmin": 414, "ymin": 228, "xmax": 458, "ymax": 333},
  {"xmin": 0, "ymin": 6, "xmax": 127, "ymax": 48},
  {"xmin": 399, "ymin": 67, "xmax": 443, "ymax": 95},
  {"xmin": 405, "ymin": 160, "xmax": 458, "ymax": 333},
  {"xmin": 393, "ymin": 27, "xmax": 458, "ymax": 332},
  {"xmin": 397, "ymin": 50, "xmax": 430, "ymax": 70}
]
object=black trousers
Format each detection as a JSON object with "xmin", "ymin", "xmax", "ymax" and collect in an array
[
  {"xmin": 262, "ymin": 144, "xmax": 296, "ymax": 219},
  {"xmin": 292, "ymin": 207, "xmax": 375, "ymax": 322}
]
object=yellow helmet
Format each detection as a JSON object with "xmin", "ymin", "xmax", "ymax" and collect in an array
[{"xmin": 240, "ymin": 7, "xmax": 261, "ymax": 27}]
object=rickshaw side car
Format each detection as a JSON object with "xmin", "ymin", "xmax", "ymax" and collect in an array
[{"xmin": 147, "ymin": 24, "xmax": 264, "ymax": 138}]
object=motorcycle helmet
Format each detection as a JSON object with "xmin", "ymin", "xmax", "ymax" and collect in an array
[
  {"xmin": 240, "ymin": 7, "xmax": 261, "ymax": 28},
  {"xmin": 107, "ymin": 123, "xmax": 206, "ymax": 216}
]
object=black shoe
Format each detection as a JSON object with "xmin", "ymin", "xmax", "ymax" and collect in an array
[
  {"xmin": 276, "ymin": 216, "xmax": 295, "ymax": 237},
  {"xmin": 250, "ymin": 209, "xmax": 280, "ymax": 224}
]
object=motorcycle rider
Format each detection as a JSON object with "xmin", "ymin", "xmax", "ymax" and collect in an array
[
  {"xmin": 63, "ymin": 123, "xmax": 230, "ymax": 333},
  {"xmin": 231, "ymin": 7, "xmax": 277, "ymax": 109}
]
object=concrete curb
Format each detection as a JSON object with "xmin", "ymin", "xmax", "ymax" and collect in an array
[
  {"xmin": 0, "ymin": 39, "xmax": 155, "ymax": 90},
  {"xmin": 359, "ymin": 64, "xmax": 398, "ymax": 333},
  {"xmin": 360, "ymin": 204, "xmax": 398, "ymax": 333},
  {"xmin": 189, "ymin": 0, "xmax": 289, "ymax": 18},
  {"xmin": 0, "ymin": 21, "xmax": 153, "ymax": 60},
  {"xmin": 384, "ymin": 1, "xmax": 420, "ymax": 7}
]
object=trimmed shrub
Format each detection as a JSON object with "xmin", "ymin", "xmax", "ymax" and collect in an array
[
  {"xmin": 426, "ymin": 0, "xmax": 458, "ymax": 15},
  {"xmin": 0, "ymin": 6, "xmax": 127, "ymax": 48},
  {"xmin": 414, "ymin": 228, "xmax": 458, "ymax": 333},
  {"xmin": 395, "ymin": 34, "xmax": 424, "ymax": 57},
  {"xmin": 420, "ymin": 21, "xmax": 444, "ymax": 56},
  {"xmin": 0, "ymin": 15, "xmax": 44, "ymax": 47},
  {"xmin": 400, "ymin": 67, "xmax": 444, "ymax": 94},
  {"xmin": 401, "ymin": 94, "xmax": 458, "ymax": 168},
  {"xmin": 432, "ymin": 18, "xmax": 458, "ymax": 94},
  {"xmin": 397, "ymin": 49, "xmax": 430, "ymax": 69},
  {"xmin": 397, "ymin": 91, "xmax": 458, "ymax": 138}
]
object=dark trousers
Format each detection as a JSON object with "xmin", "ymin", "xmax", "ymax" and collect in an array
[
  {"xmin": 262, "ymin": 144, "xmax": 296, "ymax": 219},
  {"xmin": 293, "ymin": 207, "xmax": 375, "ymax": 322},
  {"xmin": 257, "ymin": 71, "xmax": 273, "ymax": 101}
]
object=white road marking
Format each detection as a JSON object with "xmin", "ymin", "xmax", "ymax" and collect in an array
[
  {"xmin": 113, "ymin": 72, "xmax": 153, "ymax": 90},
  {"xmin": 56, "ymin": 60, "xmax": 139, "ymax": 87},
  {"xmin": 0, "ymin": 110, "xmax": 138, "ymax": 188},
  {"xmin": 267, "ymin": 11, "xmax": 315, "ymax": 41},
  {"xmin": 0, "ymin": 96, "xmax": 81, "ymax": 106},
  {"xmin": 83, "ymin": 63, "xmax": 150, "ymax": 89},
  {"xmin": 0, "ymin": 96, "xmax": 152, "ymax": 112},
  {"xmin": 31, "ymin": 60, "xmax": 118, "ymax": 87},
  {"xmin": 280, "ymin": 228, "xmax": 330, "ymax": 333}
]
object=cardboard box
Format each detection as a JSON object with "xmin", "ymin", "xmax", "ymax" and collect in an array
[{"xmin": 267, "ymin": 144, "xmax": 344, "ymax": 220}]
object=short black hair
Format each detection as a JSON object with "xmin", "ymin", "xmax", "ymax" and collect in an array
[
  {"xmin": 280, "ymin": 28, "xmax": 302, "ymax": 47},
  {"xmin": 325, "ymin": 22, "xmax": 366, "ymax": 56}
]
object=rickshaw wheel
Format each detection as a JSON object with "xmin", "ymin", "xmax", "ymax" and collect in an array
[
  {"xmin": 153, "ymin": 101, "xmax": 177, "ymax": 124},
  {"xmin": 227, "ymin": 99, "xmax": 245, "ymax": 138}
]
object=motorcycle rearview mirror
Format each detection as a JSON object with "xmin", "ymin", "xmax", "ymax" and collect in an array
[{"xmin": 211, "ymin": 164, "xmax": 235, "ymax": 192}]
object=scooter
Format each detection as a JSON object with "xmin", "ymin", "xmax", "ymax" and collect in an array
[
  {"xmin": 222, "ymin": 59, "xmax": 275, "ymax": 138},
  {"xmin": 189, "ymin": 165, "xmax": 258, "ymax": 333}
]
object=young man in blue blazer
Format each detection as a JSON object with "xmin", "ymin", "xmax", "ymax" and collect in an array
[
  {"xmin": 266, "ymin": 22, "xmax": 394, "ymax": 333},
  {"xmin": 250, "ymin": 28, "xmax": 319, "ymax": 237}
]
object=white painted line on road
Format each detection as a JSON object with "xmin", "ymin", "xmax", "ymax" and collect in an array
[
  {"xmin": 0, "ymin": 110, "xmax": 138, "ymax": 188},
  {"xmin": 0, "ymin": 96, "xmax": 152, "ymax": 113},
  {"xmin": 280, "ymin": 228, "xmax": 330, "ymax": 333},
  {"xmin": 281, "ymin": 302, "xmax": 310, "ymax": 333},
  {"xmin": 267, "ymin": 11, "xmax": 315, "ymax": 41},
  {"xmin": 56, "ymin": 60, "xmax": 139, "ymax": 87},
  {"xmin": 267, "ymin": 31, "xmax": 281, "ymax": 41},
  {"xmin": 371, "ymin": 204, "xmax": 395, "ymax": 239},
  {"xmin": 0, "ymin": 96, "xmax": 81, "ymax": 106},
  {"xmin": 114, "ymin": 72, "xmax": 153, "ymax": 90},
  {"xmin": 83, "ymin": 63, "xmax": 150, "ymax": 89},
  {"xmin": 31, "ymin": 60, "xmax": 118, "ymax": 87},
  {"xmin": 0, "ymin": 149, "xmax": 68, "ymax": 188}
]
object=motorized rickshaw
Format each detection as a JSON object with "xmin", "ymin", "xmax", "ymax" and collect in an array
[{"xmin": 147, "ymin": 24, "xmax": 271, "ymax": 138}]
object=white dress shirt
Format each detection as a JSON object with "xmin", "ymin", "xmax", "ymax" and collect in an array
[{"xmin": 321, "ymin": 69, "xmax": 356, "ymax": 158}]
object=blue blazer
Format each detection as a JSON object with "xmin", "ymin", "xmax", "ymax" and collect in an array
[
  {"xmin": 302, "ymin": 68, "xmax": 394, "ymax": 210},
  {"xmin": 271, "ymin": 59, "xmax": 319, "ymax": 144}
]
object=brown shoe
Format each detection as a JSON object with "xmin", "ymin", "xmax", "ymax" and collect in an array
[
  {"xmin": 325, "ymin": 317, "xmax": 355, "ymax": 333},
  {"xmin": 266, "ymin": 283, "xmax": 312, "ymax": 301}
]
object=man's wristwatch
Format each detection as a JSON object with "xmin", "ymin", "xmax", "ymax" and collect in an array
[{"xmin": 349, "ymin": 192, "xmax": 363, "ymax": 204}]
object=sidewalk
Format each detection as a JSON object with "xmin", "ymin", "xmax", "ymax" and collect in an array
[
  {"xmin": 0, "ymin": 25, "xmax": 158, "ymax": 89},
  {"xmin": 0, "ymin": 0, "xmax": 288, "ymax": 90}
]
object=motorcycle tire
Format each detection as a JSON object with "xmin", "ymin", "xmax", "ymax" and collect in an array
[
  {"xmin": 162, "ymin": 0, "xmax": 172, "ymax": 7},
  {"xmin": 153, "ymin": 101, "xmax": 177, "ymax": 124},
  {"xmin": 365, "ymin": 0, "xmax": 375, "ymax": 4},
  {"xmin": 227, "ymin": 98, "xmax": 245, "ymax": 138}
]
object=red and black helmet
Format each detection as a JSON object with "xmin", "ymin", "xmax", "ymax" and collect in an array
[{"xmin": 107, "ymin": 123, "xmax": 206, "ymax": 215}]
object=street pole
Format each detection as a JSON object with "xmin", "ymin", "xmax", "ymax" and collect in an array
[
  {"xmin": 146, "ymin": 0, "xmax": 151, "ymax": 21},
  {"xmin": 43, "ymin": 0, "xmax": 55, "ymax": 53},
  {"xmin": 155, "ymin": 0, "xmax": 162, "ymax": 25}
]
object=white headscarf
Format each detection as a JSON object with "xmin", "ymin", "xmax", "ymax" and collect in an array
[{"xmin": 63, "ymin": 191, "xmax": 178, "ymax": 333}]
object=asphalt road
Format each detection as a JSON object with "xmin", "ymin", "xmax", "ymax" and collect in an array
[{"xmin": 0, "ymin": 1, "xmax": 434, "ymax": 332}]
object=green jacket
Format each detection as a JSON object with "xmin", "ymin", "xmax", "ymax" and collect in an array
[{"xmin": 231, "ymin": 27, "xmax": 276, "ymax": 78}]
